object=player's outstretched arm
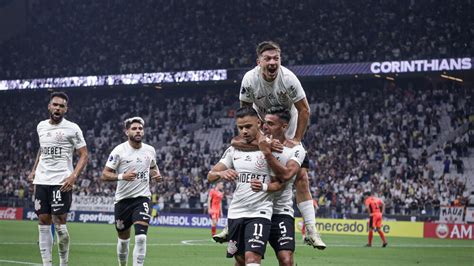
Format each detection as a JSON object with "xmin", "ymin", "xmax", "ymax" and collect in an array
[
  {"xmin": 60, "ymin": 146, "xmax": 89, "ymax": 192},
  {"xmin": 101, "ymin": 167, "xmax": 137, "ymax": 182},
  {"xmin": 208, "ymin": 162, "xmax": 238, "ymax": 183}
]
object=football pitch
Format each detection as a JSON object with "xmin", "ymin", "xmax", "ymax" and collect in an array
[{"xmin": 0, "ymin": 220, "xmax": 472, "ymax": 266}]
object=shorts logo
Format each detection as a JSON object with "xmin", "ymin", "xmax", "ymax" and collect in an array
[
  {"xmin": 251, "ymin": 244, "xmax": 261, "ymax": 248},
  {"xmin": 116, "ymin": 219, "xmax": 125, "ymax": 230},
  {"xmin": 280, "ymin": 241, "xmax": 289, "ymax": 246},
  {"xmin": 227, "ymin": 240, "xmax": 238, "ymax": 255},
  {"xmin": 34, "ymin": 199, "xmax": 41, "ymax": 211},
  {"xmin": 52, "ymin": 208, "xmax": 61, "ymax": 212}
]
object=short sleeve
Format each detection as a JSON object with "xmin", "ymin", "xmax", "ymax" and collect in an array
[
  {"xmin": 239, "ymin": 71, "xmax": 255, "ymax": 103},
  {"xmin": 218, "ymin": 146, "xmax": 235, "ymax": 169},
  {"xmin": 286, "ymin": 71, "xmax": 306, "ymax": 103},
  {"xmin": 288, "ymin": 144, "xmax": 306, "ymax": 166},
  {"xmin": 105, "ymin": 146, "xmax": 121, "ymax": 170},
  {"xmin": 71, "ymin": 124, "xmax": 87, "ymax": 149}
]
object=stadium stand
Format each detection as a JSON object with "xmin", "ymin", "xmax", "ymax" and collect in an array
[{"xmin": 0, "ymin": 0, "xmax": 472, "ymax": 79}]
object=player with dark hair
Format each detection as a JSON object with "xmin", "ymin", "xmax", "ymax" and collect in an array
[
  {"xmin": 252, "ymin": 107, "xmax": 307, "ymax": 266},
  {"xmin": 208, "ymin": 107, "xmax": 284, "ymax": 266},
  {"xmin": 101, "ymin": 116, "xmax": 162, "ymax": 266},
  {"xmin": 208, "ymin": 181, "xmax": 224, "ymax": 237},
  {"xmin": 28, "ymin": 91, "xmax": 89, "ymax": 266},
  {"xmin": 363, "ymin": 192, "xmax": 388, "ymax": 247},
  {"xmin": 229, "ymin": 40, "xmax": 326, "ymax": 249}
]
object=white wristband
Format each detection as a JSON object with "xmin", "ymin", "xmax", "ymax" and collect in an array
[
  {"xmin": 262, "ymin": 183, "xmax": 268, "ymax": 192},
  {"xmin": 117, "ymin": 174, "xmax": 123, "ymax": 180}
]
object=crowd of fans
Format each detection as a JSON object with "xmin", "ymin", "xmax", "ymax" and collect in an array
[
  {"xmin": 0, "ymin": 79, "xmax": 471, "ymax": 218},
  {"xmin": 1, "ymin": 0, "xmax": 472, "ymax": 79}
]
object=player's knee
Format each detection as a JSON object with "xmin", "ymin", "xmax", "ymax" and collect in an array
[
  {"xmin": 277, "ymin": 251, "xmax": 293, "ymax": 266},
  {"xmin": 134, "ymin": 223, "xmax": 149, "ymax": 235}
]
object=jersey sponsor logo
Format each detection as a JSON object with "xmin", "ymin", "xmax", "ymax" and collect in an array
[
  {"xmin": 41, "ymin": 146, "xmax": 63, "ymax": 156},
  {"xmin": 237, "ymin": 172, "xmax": 267, "ymax": 183}
]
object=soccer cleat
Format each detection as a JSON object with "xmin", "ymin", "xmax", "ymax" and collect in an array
[
  {"xmin": 304, "ymin": 224, "xmax": 326, "ymax": 250},
  {"xmin": 212, "ymin": 229, "xmax": 229, "ymax": 243},
  {"xmin": 382, "ymin": 242, "xmax": 388, "ymax": 248}
]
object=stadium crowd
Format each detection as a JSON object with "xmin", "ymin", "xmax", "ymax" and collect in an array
[
  {"xmin": 1, "ymin": 0, "xmax": 472, "ymax": 79},
  {"xmin": 0, "ymin": 80, "xmax": 471, "ymax": 218}
]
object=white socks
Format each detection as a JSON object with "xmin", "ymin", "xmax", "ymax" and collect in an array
[
  {"xmin": 117, "ymin": 238, "xmax": 130, "ymax": 266},
  {"xmin": 38, "ymin": 225, "xmax": 53, "ymax": 266},
  {"xmin": 133, "ymin": 235, "xmax": 147, "ymax": 266},
  {"xmin": 298, "ymin": 200, "xmax": 316, "ymax": 226},
  {"xmin": 56, "ymin": 224, "xmax": 70, "ymax": 266}
]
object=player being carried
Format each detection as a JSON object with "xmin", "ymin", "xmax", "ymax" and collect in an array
[
  {"xmin": 208, "ymin": 181, "xmax": 224, "ymax": 237},
  {"xmin": 101, "ymin": 117, "xmax": 162, "ymax": 266},
  {"xmin": 28, "ymin": 91, "xmax": 89, "ymax": 266},
  {"xmin": 214, "ymin": 40, "xmax": 325, "ymax": 250},
  {"xmin": 208, "ymin": 107, "xmax": 284, "ymax": 266},
  {"xmin": 363, "ymin": 192, "xmax": 388, "ymax": 247}
]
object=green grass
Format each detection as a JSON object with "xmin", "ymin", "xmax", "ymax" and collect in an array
[{"xmin": 0, "ymin": 220, "xmax": 472, "ymax": 266}]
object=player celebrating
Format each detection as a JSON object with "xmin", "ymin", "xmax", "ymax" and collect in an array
[
  {"xmin": 233, "ymin": 40, "xmax": 325, "ymax": 249},
  {"xmin": 363, "ymin": 192, "xmax": 388, "ymax": 247},
  {"xmin": 101, "ymin": 117, "xmax": 161, "ymax": 266},
  {"xmin": 208, "ymin": 107, "xmax": 282, "ymax": 266},
  {"xmin": 252, "ymin": 107, "xmax": 307, "ymax": 266},
  {"xmin": 28, "ymin": 91, "xmax": 89, "ymax": 266},
  {"xmin": 208, "ymin": 181, "xmax": 224, "ymax": 237}
]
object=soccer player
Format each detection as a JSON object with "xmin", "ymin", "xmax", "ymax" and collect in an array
[
  {"xmin": 234, "ymin": 40, "xmax": 325, "ymax": 249},
  {"xmin": 208, "ymin": 107, "xmax": 282, "ymax": 266},
  {"xmin": 101, "ymin": 117, "xmax": 162, "ymax": 266},
  {"xmin": 208, "ymin": 181, "xmax": 224, "ymax": 237},
  {"xmin": 28, "ymin": 91, "xmax": 89, "ymax": 266},
  {"xmin": 252, "ymin": 107, "xmax": 307, "ymax": 266},
  {"xmin": 363, "ymin": 192, "xmax": 388, "ymax": 247}
]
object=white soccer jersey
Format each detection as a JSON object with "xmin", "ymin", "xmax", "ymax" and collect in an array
[
  {"xmin": 239, "ymin": 65, "xmax": 306, "ymax": 139},
  {"xmin": 34, "ymin": 119, "xmax": 86, "ymax": 185},
  {"xmin": 272, "ymin": 145, "xmax": 306, "ymax": 217},
  {"xmin": 105, "ymin": 141, "xmax": 157, "ymax": 203},
  {"xmin": 219, "ymin": 146, "xmax": 275, "ymax": 220}
]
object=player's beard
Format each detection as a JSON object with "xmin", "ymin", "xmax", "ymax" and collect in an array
[
  {"xmin": 49, "ymin": 111, "xmax": 63, "ymax": 123},
  {"xmin": 129, "ymin": 134, "xmax": 142, "ymax": 143}
]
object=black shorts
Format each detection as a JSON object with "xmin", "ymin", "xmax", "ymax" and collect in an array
[
  {"xmin": 226, "ymin": 217, "xmax": 272, "ymax": 258},
  {"xmin": 301, "ymin": 156, "xmax": 309, "ymax": 169},
  {"xmin": 269, "ymin": 214, "xmax": 295, "ymax": 253},
  {"xmin": 114, "ymin": 197, "xmax": 151, "ymax": 232},
  {"xmin": 34, "ymin": 185, "xmax": 72, "ymax": 216}
]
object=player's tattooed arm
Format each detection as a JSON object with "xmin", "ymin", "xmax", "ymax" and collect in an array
[
  {"xmin": 101, "ymin": 166, "xmax": 137, "ymax": 182},
  {"xmin": 258, "ymin": 135, "xmax": 300, "ymax": 182},
  {"xmin": 208, "ymin": 162, "xmax": 238, "ymax": 183},
  {"xmin": 150, "ymin": 164, "xmax": 162, "ymax": 182},
  {"xmin": 61, "ymin": 146, "xmax": 89, "ymax": 192},
  {"xmin": 27, "ymin": 149, "xmax": 41, "ymax": 183}
]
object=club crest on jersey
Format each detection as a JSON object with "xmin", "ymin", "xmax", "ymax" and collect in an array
[
  {"xmin": 55, "ymin": 131, "xmax": 64, "ymax": 141},
  {"xmin": 277, "ymin": 91, "xmax": 290, "ymax": 105},
  {"xmin": 255, "ymin": 155, "xmax": 266, "ymax": 169}
]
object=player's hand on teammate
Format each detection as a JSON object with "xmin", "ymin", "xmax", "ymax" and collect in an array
[
  {"xmin": 270, "ymin": 139, "xmax": 284, "ymax": 153},
  {"xmin": 122, "ymin": 169, "xmax": 137, "ymax": 181},
  {"xmin": 257, "ymin": 134, "xmax": 272, "ymax": 155},
  {"xmin": 218, "ymin": 169, "xmax": 238, "ymax": 181},
  {"xmin": 60, "ymin": 173, "xmax": 77, "ymax": 192},
  {"xmin": 283, "ymin": 138, "xmax": 300, "ymax": 148},
  {"xmin": 250, "ymin": 179, "xmax": 264, "ymax": 192}
]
